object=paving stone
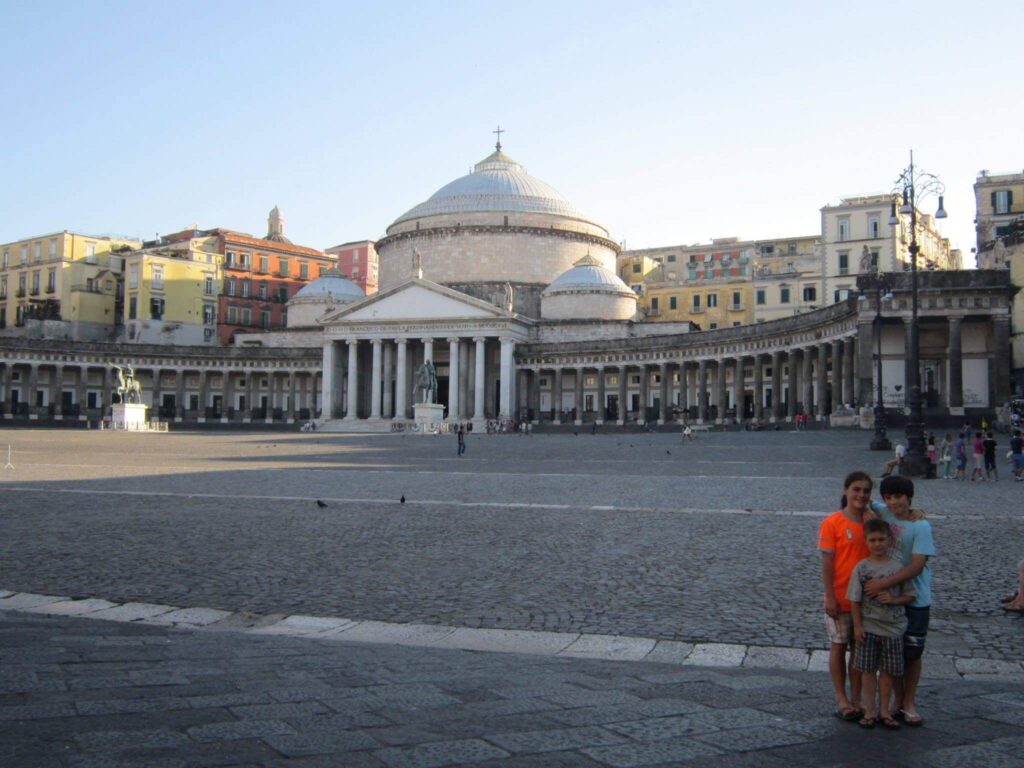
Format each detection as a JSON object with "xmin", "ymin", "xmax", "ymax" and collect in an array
[
  {"xmin": 807, "ymin": 649, "xmax": 831, "ymax": 672},
  {"xmin": 917, "ymin": 743, "xmax": 1024, "ymax": 768},
  {"xmin": 0, "ymin": 702, "xmax": 77, "ymax": 720},
  {"xmin": 0, "ymin": 593, "xmax": 68, "ymax": 609},
  {"xmin": 546, "ymin": 697, "xmax": 708, "ymax": 727},
  {"xmin": 185, "ymin": 691, "xmax": 275, "ymax": 708},
  {"xmin": 644, "ymin": 640, "xmax": 694, "ymax": 665},
  {"xmin": 558, "ymin": 634, "xmax": 657, "ymax": 662},
  {"xmin": 741, "ymin": 646, "xmax": 810, "ymax": 671},
  {"xmin": 188, "ymin": 717, "xmax": 297, "ymax": 742},
  {"xmin": 76, "ymin": 697, "xmax": 190, "ymax": 715},
  {"xmin": 229, "ymin": 700, "xmax": 333, "ymax": 720},
  {"xmin": 485, "ymin": 725, "xmax": 626, "ymax": 753},
  {"xmin": 955, "ymin": 658, "xmax": 1024, "ymax": 676},
  {"xmin": 684, "ymin": 643, "xmax": 748, "ymax": 668},
  {"xmin": 144, "ymin": 607, "xmax": 234, "ymax": 627},
  {"xmin": 433, "ymin": 627, "xmax": 578, "ymax": 655},
  {"xmin": 607, "ymin": 713, "xmax": 720, "ymax": 741},
  {"xmin": 25, "ymin": 599, "xmax": 119, "ymax": 617},
  {"xmin": 374, "ymin": 738, "xmax": 510, "ymax": 768},
  {"xmin": 74, "ymin": 728, "xmax": 192, "ymax": 751},
  {"xmin": 329, "ymin": 621, "xmax": 458, "ymax": 647},
  {"xmin": 0, "ymin": 590, "xmax": 13, "ymax": 598},
  {"xmin": 86, "ymin": 603, "xmax": 177, "ymax": 622},
  {"xmin": 581, "ymin": 738, "xmax": 724, "ymax": 767},
  {"xmin": 692, "ymin": 723, "xmax": 814, "ymax": 752},
  {"xmin": 249, "ymin": 614, "xmax": 358, "ymax": 636},
  {"xmin": 260, "ymin": 729, "xmax": 381, "ymax": 757}
]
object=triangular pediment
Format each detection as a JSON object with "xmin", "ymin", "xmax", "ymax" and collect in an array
[{"xmin": 320, "ymin": 279, "xmax": 510, "ymax": 325}]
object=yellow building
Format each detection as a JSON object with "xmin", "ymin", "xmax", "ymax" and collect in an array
[
  {"xmin": 122, "ymin": 238, "xmax": 222, "ymax": 345},
  {"xmin": 975, "ymin": 170, "xmax": 1024, "ymax": 268},
  {"xmin": 0, "ymin": 231, "xmax": 139, "ymax": 339},
  {"xmin": 751, "ymin": 235, "xmax": 822, "ymax": 322}
]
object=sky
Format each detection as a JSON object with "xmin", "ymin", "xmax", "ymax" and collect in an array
[{"xmin": 2, "ymin": 1, "xmax": 1022, "ymax": 263}]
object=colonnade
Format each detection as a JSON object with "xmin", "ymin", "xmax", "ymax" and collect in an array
[
  {"xmin": 0, "ymin": 360, "xmax": 320, "ymax": 422},
  {"xmin": 321, "ymin": 334, "xmax": 517, "ymax": 422},
  {"xmin": 521, "ymin": 338, "xmax": 858, "ymax": 424}
]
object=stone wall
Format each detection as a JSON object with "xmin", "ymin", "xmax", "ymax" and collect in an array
[
  {"xmin": 386, "ymin": 210, "xmax": 611, "ymax": 239},
  {"xmin": 541, "ymin": 292, "xmax": 636, "ymax": 321}
]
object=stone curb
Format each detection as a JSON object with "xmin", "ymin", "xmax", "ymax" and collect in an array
[{"xmin": 3, "ymin": 590, "xmax": 1020, "ymax": 677}]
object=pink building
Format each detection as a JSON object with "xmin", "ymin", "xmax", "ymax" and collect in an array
[{"xmin": 325, "ymin": 240, "xmax": 378, "ymax": 295}]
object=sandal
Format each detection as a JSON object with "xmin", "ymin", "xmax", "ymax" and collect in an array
[
  {"xmin": 834, "ymin": 705, "xmax": 863, "ymax": 722},
  {"xmin": 858, "ymin": 715, "xmax": 877, "ymax": 729},
  {"xmin": 879, "ymin": 715, "xmax": 901, "ymax": 730},
  {"xmin": 903, "ymin": 711, "xmax": 924, "ymax": 727}
]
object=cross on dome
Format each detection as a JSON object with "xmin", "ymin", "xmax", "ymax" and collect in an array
[{"xmin": 493, "ymin": 125, "xmax": 504, "ymax": 151}]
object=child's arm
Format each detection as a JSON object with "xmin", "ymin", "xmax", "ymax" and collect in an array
[
  {"xmin": 850, "ymin": 601, "xmax": 865, "ymax": 643},
  {"xmin": 865, "ymin": 555, "xmax": 928, "ymax": 596},
  {"xmin": 821, "ymin": 551, "xmax": 838, "ymax": 618},
  {"xmin": 875, "ymin": 593, "xmax": 914, "ymax": 606}
]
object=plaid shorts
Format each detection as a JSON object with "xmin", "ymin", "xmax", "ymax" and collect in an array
[
  {"xmin": 854, "ymin": 632, "xmax": 904, "ymax": 676},
  {"xmin": 824, "ymin": 612, "xmax": 853, "ymax": 644}
]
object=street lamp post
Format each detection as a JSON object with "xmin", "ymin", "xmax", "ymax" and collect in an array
[
  {"xmin": 865, "ymin": 275, "xmax": 893, "ymax": 451},
  {"xmin": 889, "ymin": 151, "xmax": 947, "ymax": 476}
]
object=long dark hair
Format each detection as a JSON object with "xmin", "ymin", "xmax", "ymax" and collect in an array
[{"xmin": 840, "ymin": 470, "xmax": 873, "ymax": 510}]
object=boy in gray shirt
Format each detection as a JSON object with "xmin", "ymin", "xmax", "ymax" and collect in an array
[{"xmin": 847, "ymin": 518, "xmax": 916, "ymax": 729}]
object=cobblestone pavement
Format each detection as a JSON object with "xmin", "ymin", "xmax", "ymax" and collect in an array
[
  {"xmin": 4, "ymin": 610, "xmax": 1024, "ymax": 768},
  {"xmin": 0, "ymin": 429, "xmax": 1022, "ymax": 660}
]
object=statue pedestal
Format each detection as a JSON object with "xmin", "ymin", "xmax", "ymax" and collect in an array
[
  {"xmin": 110, "ymin": 403, "xmax": 148, "ymax": 431},
  {"xmin": 413, "ymin": 403, "xmax": 445, "ymax": 433}
]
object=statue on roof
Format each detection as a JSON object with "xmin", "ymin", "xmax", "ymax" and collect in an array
[{"xmin": 413, "ymin": 248, "xmax": 423, "ymax": 279}]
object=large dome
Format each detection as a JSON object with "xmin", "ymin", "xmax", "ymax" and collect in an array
[{"xmin": 390, "ymin": 149, "xmax": 600, "ymax": 229}]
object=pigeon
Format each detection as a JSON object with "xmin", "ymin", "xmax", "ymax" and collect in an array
[
  {"xmin": 666, "ymin": 450, "xmax": 671, "ymax": 455},
  {"xmin": 316, "ymin": 500, "xmax": 327, "ymax": 508},
  {"xmin": 400, "ymin": 495, "xmax": 405, "ymax": 504}
]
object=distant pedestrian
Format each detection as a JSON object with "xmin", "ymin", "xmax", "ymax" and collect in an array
[
  {"xmin": 953, "ymin": 433, "xmax": 967, "ymax": 480},
  {"xmin": 983, "ymin": 432, "xmax": 998, "ymax": 481},
  {"xmin": 970, "ymin": 434, "xmax": 985, "ymax": 481},
  {"xmin": 683, "ymin": 425, "xmax": 693, "ymax": 441},
  {"xmin": 926, "ymin": 434, "xmax": 937, "ymax": 479},
  {"xmin": 939, "ymin": 434, "xmax": 953, "ymax": 479},
  {"xmin": 591, "ymin": 421, "xmax": 597, "ymax": 435},
  {"xmin": 1010, "ymin": 429, "xmax": 1024, "ymax": 481},
  {"xmin": 457, "ymin": 426, "xmax": 466, "ymax": 456},
  {"xmin": 1002, "ymin": 560, "xmax": 1024, "ymax": 612},
  {"xmin": 881, "ymin": 442, "xmax": 905, "ymax": 477}
]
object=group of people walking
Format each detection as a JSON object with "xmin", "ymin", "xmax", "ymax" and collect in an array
[{"xmin": 881, "ymin": 424, "xmax": 1024, "ymax": 482}]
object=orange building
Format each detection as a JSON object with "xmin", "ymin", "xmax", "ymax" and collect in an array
[{"xmin": 325, "ymin": 240, "xmax": 378, "ymax": 295}]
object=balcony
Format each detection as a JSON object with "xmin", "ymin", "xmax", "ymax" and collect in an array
[
  {"xmin": 45, "ymin": 285, "xmax": 56, "ymax": 294},
  {"xmin": 838, "ymin": 267, "xmax": 849, "ymax": 275},
  {"xmin": 16, "ymin": 289, "xmax": 26, "ymax": 298},
  {"xmin": 29, "ymin": 287, "xmax": 40, "ymax": 296},
  {"xmin": 689, "ymin": 307, "xmax": 705, "ymax": 314},
  {"xmin": 70, "ymin": 284, "xmax": 102, "ymax": 294},
  {"xmin": 729, "ymin": 304, "xmax": 744, "ymax": 311},
  {"xmin": 646, "ymin": 307, "xmax": 661, "ymax": 316}
]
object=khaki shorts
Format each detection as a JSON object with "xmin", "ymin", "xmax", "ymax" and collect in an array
[{"xmin": 825, "ymin": 612, "xmax": 854, "ymax": 644}]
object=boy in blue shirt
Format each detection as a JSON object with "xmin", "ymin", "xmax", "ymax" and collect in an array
[{"xmin": 867, "ymin": 476, "xmax": 935, "ymax": 726}]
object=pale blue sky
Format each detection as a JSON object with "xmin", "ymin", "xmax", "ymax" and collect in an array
[{"xmin": 2, "ymin": 1, "xmax": 1021, "ymax": 261}]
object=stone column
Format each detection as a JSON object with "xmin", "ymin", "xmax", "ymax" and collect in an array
[
  {"xmin": 659, "ymin": 362, "xmax": 670, "ymax": 423},
  {"xmin": 221, "ymin": 371, "xmax": 232, "ymax": 418},
  {"xmin": 458, "ymin": 341, "xmax": 470, "ymax": 420},
  {"xmin": 714, "ymin": 359, "xmax": 726, "ymax": 423},
  {"xmin": 473, "ymin": 337, "xmax": 486, "ymax": 421},
  {"xmin": 76, "ymin": 366, "xmax": 87, "ymax": 417},
  {"xmin": 152, "ymin": 369, "xmax": 163, "ymax": 414},
  {"xmin": 800, "ymin": 348, "xmax": 813, "ymax": 417},
  {"xmin": 679, "ymin": 362, "xmax": 689, "ymax": 414},
  {"xmin": 697, "ymin": 359, "xmax": 708, "ymax": 423},
  {"xmin": 771, "ymin": 351, "xmax": 783, "ymax": 421},
  {"xmin": 786, "ymin": 350, "xmax": 798, "ymax": 419},
  {"xmin": 753, "ymin": 354, "xmax": 764, "ymax": 420},
  {"xmin": 843, "ymin": 337, "xmax": 855, "ymax": 407},
  {"xmin": 288, "ymin": 371, "xmax": 297, "ymax": 420},
  {"xmin": 831, "ymin": 341, "xmax": 842, "ymax": 413},
  {"xmin": 370, "ymin": 339, "xmax": 383, "ymax": 419},
  {"xmin": 0, "ymin": 363, "xmax": 9, "ymax": 415},
  {"xmin": 422, "ymin": 338, "xmax": 434, "ymax": 363},
  {"xmin": 904, "ymin": 318, "xmax": 914, "ymax": 407},
  {"xmin": 395, "ymin": 339, "xmax": 408, "ymax": 419},
  {"xmin": 574, "ymin": 367, "xmax": 584, "ymax": 424},
  {"xmin": 992, "ymin": 315, "xmax": 1011, "ymax": 406},
  {"xmin": 382, "ymin": 341, "xmax": 394, "ymax": 419},
  {"xmin": 101, "ymin": 366, "xmax": 112, "ymax": 414},
  {"xmin": 947, "ymin": 316, "xmax": 963, "ymax": 409},
  {"xmin": 345, "ymin": 339, "xmax": 358, "ymax": 419},
  {"xmin": 528, "ymin": 367, "xmax": 541, "ymax": 421},
  {"xmin": 174, "ymin": 370, "xmax": 185, "ymax": 419},
  {"xmin": 447, "ymin": 337, "xmax": 460, "ymax": 421},
  {"xmin": 596, "ymin": 366, "xmax": 606, "ymax": 423},
  {"xmin": 817, "ymin": 343, "xmax": 829, "ymax": 419},
  {"xmin": 856, "ymin": 320, "xmax": 874, "ymax": 406},
  {"xmin": 198, "ymin": 370, "xmax": 209, "ymax": 419},
  {"xmin": 553, "ymin": 367, "xmax": 564, "ymax": 424},
  {"xmin": 731, "ymin": 357, "xmax": 743, "ymax": 420},
  {"xmin": 617, "ymin": 365, "xmax": 628, "ymax": 424},
  {"xmin": 49, "ymin": 366, "xmax": 61, "ymax": 415},
  {"xmin": 498, "ymin": 337, "xmax": 514, "ymax": 419}
]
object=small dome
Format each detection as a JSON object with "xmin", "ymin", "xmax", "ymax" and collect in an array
[
  {"xmin": 390, "ymin": 148, "xmax": 602, "ymax": 229},
  {"xmin": 543, "ymin": 254, "xmax": 636, "ymax": 297},
  {"xmin": 292, "ymin": 270, "xmax": 365, "ymax": 301}
]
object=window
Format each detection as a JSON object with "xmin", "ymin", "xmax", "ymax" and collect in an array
[
  {"xmin": 632, "ymin": 263, "xmax": 641, "ymax": 273},
  {"xmin": 227, "ymin": 306, "xmax": 237, "ymax": 323},
  {"xmin": 85, "ymin": 243, "xmax": 96, "ymax": 259},
  {"xmin": 18, "ymin": 274, "xmax": 26, "ymax": 293},
  {"xmin": 669, "ymin": 296, "xmax": 677, "ymax": 310},
  {"xmin": 152, "ymin": 266, "xmax": 164, "ymax": 289},
  {"xmin": 692, "ymin": 294, "xmax": 701, "ymax": 310},
  {"xmin": 732, "ymin": 290, "xmax": 741, "ymax": 307},
  {"xmin": 834, "ymin": 288, "xmax": 850, "ymax": 303},
  {"xmin": 707, "ymin": 293, "xmax": 718, "ymax": 308},
  {"xmin": 756, "ymin": 289, "xmax": 765, "ymax": 305},
  {"xmin": 226, "ymin": 251, "xmax": 236, "ymax": 267},
  {"xmin": 278, "ymin": 286, "xmax": 288, "ymax": 302},
  {"xmin": 651, "ymin": 297, "xmax": 659, "ymax": 310},
  {"xmin": 258, "ymin": 255, "xmax": 268, "ymax": 273},
  {"xmin": 838, "ymin": 252, "xmax": 849, "ymax": 274},
  {"xmin": 868, "ymin": 216, "xmax": 880, "ymax": 239},
  {"xmin": 49, "ymin": 239, "xmax": 57, "ymax": 258},
  {"xmin": 20, "ymin": 245, "xmax": 28, "ymax": 264},
  {"xmin": 241, "ymin": 307, "xmax": 251, "ymax": 325},
  {"xmin": 838, "ymin": 218, "xmax": 850, "ymax": 241},
  {"xmin": 258, "ymin": 281, "xmax": 267, "ymax": 299},
  {"xmin": 2, "ymin": 249, "xmax": 8, "ymax": 269},
  {"xmin": 261, "ymin": 310, "xmax": 271, "ymax": 328},
  {"xmin": 128, "ymin": 296, "xmax": 137, "ymax": 319},
  {"xmin": 129, "ymin": 264, "xmax": 139, "ymax": 288},
  {"xmin": 787, "ymin": 243, "xmax": 797, "ymax": 254},
  {"xmin": 204, "ymin": 275, "xmax": 214, "ymax": 295},
  {"xmin": 150, "ymin": 297, "xmax": 164, "ymax": 320},
  {"xmin": 46, "ymin": 268, "xmax": 55, "ymax": 292},
  {"xmin": 203, "ymin": 304, "xmax": 215, "ymax": 325},
  {"xmin": 667, "ymin": 254, "xmax": 676, "ymax": 262},
  {"xmin": 31, "ymin": 271, "xmax": 40, "ymax": 293},
  {"xmin": 0, "ymin": 276, "xmax": 6, "ymax": 298},
  {"xmin": 709, "ymin": 322, "xmax": 718, "ymax": 330},
  {"xmin": 869, "ymin": 249, "xmax": 879, "ymax": 270},
  {"xmin": 318, "ymin": 265, "xmax": 327, "ymax": 277},
  {"xmin": 994, "ymin": 189, "xmax": 1013, "ymax": 214},
  {"xmin": 279, "ymin": 258, "xmax": 290, "ymax": 276},
  {"xmin": 802, "ymin": 285, "xmax": 817, "ymax": 302},
  {"xmin": 780, "ymin": 287, "xmax": 791, "ymax": 304},
  {"xmin": 0, "ymin": 307, "xmax": 4, "ymax": 328},
  {"xmin": 33, "ymin": 242, "xmax": 41, "ymax": 262},
  {"xmin": 241, "ymin": 279, "xmax": 250, "ymax": 298},
  {"xmin": 226, "ymin": 278, "xmax": 236, "ymax": 296},
  {"xmin": 299, "ymin": 261, "xmax": 308, "ymax": 279},
  {"xmin": 239, "ymin": 252, "xmax": 250, "ymax": 268}
]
